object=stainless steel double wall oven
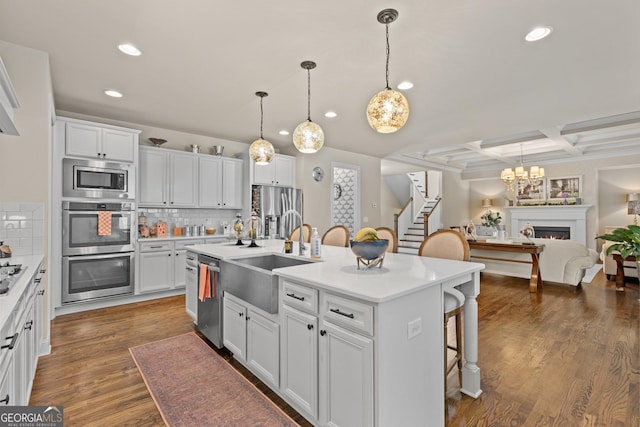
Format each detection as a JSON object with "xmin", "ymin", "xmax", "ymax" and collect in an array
[{"xmin": 62, "ymin": 157, "xmax": 136, "ymax": 304}]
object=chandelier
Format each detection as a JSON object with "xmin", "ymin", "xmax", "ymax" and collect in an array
[
  {"xmin": 249, "ymin": 91, "xmax": 275, "ymax": 165},
  {"xmin": 293, "ymin": 61, "xmax": 325, "ymax": 153},
  {"xmin": 366, "ymin": 8, "xmax": 409, "ymax": 133},
  {"xmin": 501, "ymin": 144, "xmax": 544, "ymax": 189}
]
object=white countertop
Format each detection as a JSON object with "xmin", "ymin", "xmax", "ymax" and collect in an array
[
  {"xmin": 0, "ymin": 254, "xmax": 44, "ymax": 330},
  {"xmin": 188, "ymin": 240, "xmax": 484, "ymax": 303}
]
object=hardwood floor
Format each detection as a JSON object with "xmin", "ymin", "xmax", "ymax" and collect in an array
[{"xmin": 30, "ymin": 270, "xmax": 638, "ymax": 426}]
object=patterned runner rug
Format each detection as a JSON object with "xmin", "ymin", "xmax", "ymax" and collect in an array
[{"xmin": 130, "ymin": 332, "xmax": 298, "ymax": 426}]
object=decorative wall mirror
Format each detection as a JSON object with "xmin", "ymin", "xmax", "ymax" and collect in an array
[{"xmin": 331, "ymin": 162, "xmax": 361, "ymax": 237}]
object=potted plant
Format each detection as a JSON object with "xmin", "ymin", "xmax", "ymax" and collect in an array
[{"xmin": 597, "ymin": 225, "xmax": 640, "ymax": 278}]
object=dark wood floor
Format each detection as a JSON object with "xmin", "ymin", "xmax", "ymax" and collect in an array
[{"xmin": 30, "ymin": 270, "xmax": 638, "ymax": 426}]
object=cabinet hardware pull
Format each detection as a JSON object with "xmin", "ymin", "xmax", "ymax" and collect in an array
[
  {"xmin": 39, "ymin": 269, "xmax": 47, "ymax": 274},
  {"xmin": 330, "ymin": 308, "xmax": 355, "ymax": 319},
  {"xmin": 34, "ymin": 279, "xmax": 42, "ymax": 283},
  {"xmin": 246, "ymin": 316, "xmax": 250, "ymax": 321},
  {"xmin": 38, "ymin": 290, "xmax": 45, "ymax": 296},
  {"xmin": 320, "ymin": 330, "xmax": 326, "ymax": 336},
  {"xmin": 307, "ymin": 324, "xmax": 314, "ymax": 330},
  {"xmin": 186, "ymin": 267, "xmax": 194, "ymax": 271},
  {"xmin": 239, "ymin": 312, "xmax": 244, "ymax": 317},
  {"xmin": 0, "ymin": 394, "xmax": 9, "ymax": 405},
  {"xmin": 150, "ymin": 245, "xmax": 163, "ymax": 249},
  {"xmin": 1, "ymin": 333, "xmax": 18, "ymax": 350},
  {"xmin": 25, "ymin": 321, "xmax": 33, "ymax": 331},
  {"xmin": 286, "ymin": 293, "xmax": 305, "ymax": 301},
  {"xmin": 207, "ymin": 265, "xmax": 220, "ymax": 273},
  {"xmin": 187, "ymin": 257, "xmax": 195, "ymax": 261}
]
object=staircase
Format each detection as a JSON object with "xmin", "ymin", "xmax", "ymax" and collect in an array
[
  {"xmin": 397, "ymin": 197, "xmax": 441, "ymax": 254},
  {"xmin": 394, "ymin": 171, "xmax": 442, "ymax": 255}
]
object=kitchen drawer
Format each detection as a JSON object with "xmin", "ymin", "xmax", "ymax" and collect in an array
[
  {"xmin": 174, "ymin": 239, "xmax": 204, "ymax": 250},
  {"xmin": 138, "ymin": 241, "xmax": 172, "ymax": 252},
  {"xmin": 322, "ymin": 293, "xmax": 374, "ymax": 336},
  {"xmin": 281, "ymin": 280, "xmax": 318, "ymax": 315}
]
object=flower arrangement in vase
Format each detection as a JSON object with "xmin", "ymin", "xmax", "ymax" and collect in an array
[{"xmin": 481, "ymin": 210, "xmax": 502, "ymax": 227}]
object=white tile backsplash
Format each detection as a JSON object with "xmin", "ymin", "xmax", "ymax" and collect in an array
[{"xmin": 0, "ymin": 202, "xmax": 45, "ymax": 255}]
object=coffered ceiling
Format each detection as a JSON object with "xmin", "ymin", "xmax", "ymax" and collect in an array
[{"xmin": 1, "ymin": 1, "xmax": 638, "ymax": 172}]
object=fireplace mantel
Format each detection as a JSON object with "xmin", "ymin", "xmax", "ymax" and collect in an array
[{"xmin": 506, "ymin": 205, "xmax": 592, "ymax": 245}]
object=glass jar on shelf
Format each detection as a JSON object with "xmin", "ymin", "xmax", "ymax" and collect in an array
[{"xmin": 232, "ymin": 213, "xmax": 244, "ymax": 245}]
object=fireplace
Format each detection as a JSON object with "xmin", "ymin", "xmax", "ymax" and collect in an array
[
  {"xmin": 534, "ymin": 226, "xmax": 570, "ymax": 240},
  {"xmin": 507, "ymin": 205, "xmax": 591, "ymax": 245}
]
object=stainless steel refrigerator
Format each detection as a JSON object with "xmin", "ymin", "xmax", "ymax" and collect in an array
[{"xmin": 251, "ymin": 185, "xmax": 303, "ymax": 239}]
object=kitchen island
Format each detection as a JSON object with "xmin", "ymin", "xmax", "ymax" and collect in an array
[{"xmin": 188, "ymin": 240, "xmax": 484, "ymax": 426}]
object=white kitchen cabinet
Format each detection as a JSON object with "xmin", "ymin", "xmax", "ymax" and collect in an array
[
  {"xmin": 199, "ymin": 156, "xmax": 243, "ymax": 209},
  {"xmin": 139, "ymin": 250, "xmax": 173, "ymax": 293},
  {"xmin": 169, "ymin": 152, "xmax": 198, "ymax": 207},
  {"xmin": 280, "ymin": 279, "xmax": 374, "ymax": 426},
  {"xmin": 173, "ymin": 240, "xmax": 203, "ymax": 289},
  {"xmin": 65, "ymin": 120, "xmax": 138, "ymax": 162},
  {"xmin": 223, "ymin": 296, "xmax": 247, "ymax": 360},
  {"xmin": 223, "ymin": 293, "xmax": 280, "ymax": 388},
  {"xmin": 140, "ymin": 147, "xmax": 242, "ymax": 209},
  {"xmin": 184, "ymin": 251, "xmax": 198, "ymax": 320},
  {"xmin": 139, "ymin": 148, "xmax": 168, "ymax": 205},
  {"xmin": 252, "ymin": 154, "xmax": 295, "ymax": 187},
  {"xmin": 138, "ymin": 240, "xmax": 203, "ymax": 293},
  {"xmin": 281, "ymin": 305, "xmax": 318, "ymax": 418},
  {"xmin": 0, "ymin": 363, "xmax": 11, "ymax": 407},
  {"xmin": 221, "ymin": 158, "xmax": 243, "ymax": 208},
  {"xmin": 319, "ymin": 320, "xmax": 374, "ymax": 426},
  {"xmin": 139, "ymin": 147, "xmax": 197, "ymax": 207},
  {"xmin": 0, "ymin": 257, "xmax": 45, "ymax": 407},
  {"xmin": 138, "ymin": 241, "xmax": 173, "ymax": 293}
]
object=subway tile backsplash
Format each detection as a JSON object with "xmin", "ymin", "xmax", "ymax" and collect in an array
[
  {"xmin": 138, "ymin": 208, "xmax": 238, "ymax": 234},
  {"xmin": 0, "ymin": 202, "xmax": 45, "ymax": 255}
]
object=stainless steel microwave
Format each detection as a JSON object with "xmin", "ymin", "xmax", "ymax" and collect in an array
[{"xmin": 63, "ymin": 158, "xmax": 134, "ymax": 200}]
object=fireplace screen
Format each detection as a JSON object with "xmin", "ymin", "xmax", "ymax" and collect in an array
[{"xmin": 535, "ymin": 226, "xmax": 570, "ymax": 240}]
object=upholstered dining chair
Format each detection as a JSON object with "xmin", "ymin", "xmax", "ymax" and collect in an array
[
  {"xmin": 321, "ymin": 225, "xmax": 350, "ymax": 247},
  {"xmin": 418, "ymin": 229, "xmax": 470, "ymax": 397},
  {"xmin": 375, "ymin": 226, "xmax": 398, "ymax": 253},
  {"xmin": 288, "ymin": 224, "xmax": 312, "ymax": 243}
]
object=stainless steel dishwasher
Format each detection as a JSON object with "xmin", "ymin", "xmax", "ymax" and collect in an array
[{"xmin": 194, "ymin": 254, "xmax": 222, "ymax": 348}]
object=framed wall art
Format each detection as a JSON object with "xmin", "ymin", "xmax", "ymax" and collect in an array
[
  {"xmin": 516, "ymin": 178, "xmax": 547, "ymax": 204},
  {"xmin": 547, "ymin": 176, "xmax": 582, "ymax": 202}
]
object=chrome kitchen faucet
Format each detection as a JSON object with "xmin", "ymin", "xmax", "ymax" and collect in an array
[{"xmin": 283, "ymin": 209, "xmax": 306, "ymax": 256}]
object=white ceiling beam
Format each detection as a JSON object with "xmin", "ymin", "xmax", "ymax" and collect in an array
[
  {"xmin": 462, "ymin": 141, "xmax": 516, "ymax": 165},
  {"xmin": 540, "ymin": 127, "xmax": 583, "ymax": 156}
]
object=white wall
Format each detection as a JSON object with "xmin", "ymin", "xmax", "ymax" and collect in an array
[
  {"xmin": 295, "ymin": 146, "xmax": 381, "ymax": 235},
  {"xmin": 0, "ymin": 40, "xmax": 53, "ymax": 350}
]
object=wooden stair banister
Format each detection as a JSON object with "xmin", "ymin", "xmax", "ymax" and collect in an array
[
  {"xmin": 422, "ymin": 196, "xmax": 441, "ymax": 237},
  {"xmin": 394, "ymin": 196, "xmax": 413, "ymax": 237}
]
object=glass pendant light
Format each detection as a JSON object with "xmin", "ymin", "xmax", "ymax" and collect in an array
[
  {"xmin": 366, "ymin": 8, "xmax": 409, "ymax": 134},
  {"xmin": 249, "ymin": 91, "xmax": 275, "ymax": 165},
  {"xmin": 293, "ymin": 61, "xmax": 325, "ymax": 153}
]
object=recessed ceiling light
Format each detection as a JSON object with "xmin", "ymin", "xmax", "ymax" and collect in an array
[
  {"xmin": 324, "ymin": 111, "xmax": 337, "ymax": 118},
  {"xmin": 397, "ymin": 81, "xmax": 413, "ymax": 90},
  {"xmin": 279, "ymin": 130, "xmax": 290, "ymax": 136},
  {"xmin": 525, "ymin": 26, "xmax": 553, "ymax": 42},
  {"xmin": 104, "ymin": 90, "xmax": 123, "ymax": 98},
  {"xmin": 118, "ymin": 43, "xmax": 142, "ymax": 56}
]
